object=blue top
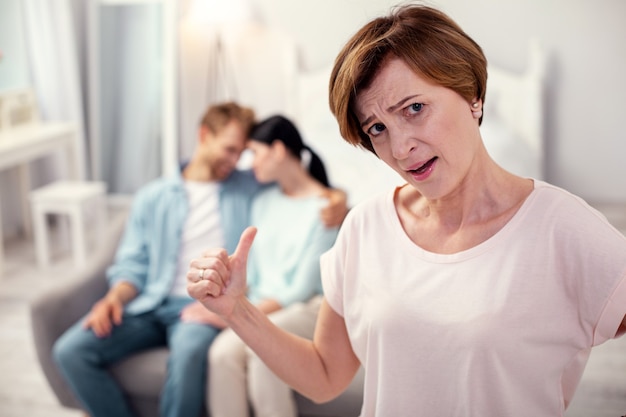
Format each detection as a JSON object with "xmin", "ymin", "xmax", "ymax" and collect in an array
[
  {"xmin": 106, "ymin": 168, "xmax": 261, "ymax": 315},
  {"xmin": 247, "ymin": 185, "xmax": 339, "ymax": 307}
]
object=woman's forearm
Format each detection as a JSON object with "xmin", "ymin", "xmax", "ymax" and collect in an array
[
  {"xmin": 187, "ymin": 227, "xmax": 360, "ymax": 401},
  {"xmin": 226, "ymin": 297, "xmax": 349, "ymax": 402}
]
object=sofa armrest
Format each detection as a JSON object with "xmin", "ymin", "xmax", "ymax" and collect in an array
[{"xmin": 29, "ymin": 209, "xmax": 128, "ymax": 408}]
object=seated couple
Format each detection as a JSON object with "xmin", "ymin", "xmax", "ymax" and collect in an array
[{"xmin": 52, "ymin": 102, "xmax": 348, "ymax": 417}]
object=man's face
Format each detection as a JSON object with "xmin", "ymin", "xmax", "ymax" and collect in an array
[{"xmin": 202, "ymin": 120, "xmax": 248, "ymax": 181}]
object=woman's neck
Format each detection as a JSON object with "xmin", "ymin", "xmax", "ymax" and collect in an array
[{"xmin": 276, "ymin": 162, "xmax": 324, "ymax": 198}]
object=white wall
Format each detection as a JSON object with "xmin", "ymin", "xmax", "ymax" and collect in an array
[{"xmin": 249, "ymin": 0, "xmax": 626, "ymax": 205}]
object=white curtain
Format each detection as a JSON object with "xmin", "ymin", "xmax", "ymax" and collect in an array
[
  {"xmin": 0, "ymin": 1, "xmax": 164, "ymax": 241},
  {"xmin": 97, "ymin": 3, "xmax": 162, "ymax": 194},
  {"xmin": 25, "ymin": 1, "xmax": 163, "ymax": 195},
  {"xmin": 21, "ymin": 0, "xmax": 87, "ymax": 183},
  {"xmin": 0, "ymin": 0, "xmax": 85, "ymax": 239}
]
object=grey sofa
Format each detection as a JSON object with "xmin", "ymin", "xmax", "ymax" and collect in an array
[{"xmin": 30, "ymin": 210, "xmax": 364, "ymax": 417}]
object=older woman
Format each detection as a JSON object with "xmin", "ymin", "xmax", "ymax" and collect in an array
[{"xmin": 188, "ymin": 4, "xmax": 626, "ymax": 416}]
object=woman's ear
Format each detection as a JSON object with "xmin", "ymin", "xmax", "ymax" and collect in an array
[
  {"xmin": 271, "ymin": 139, "xmax": 287, "ymax": 159},
  {"xmin": 471, "ymin": 99, "xmax": 482, "ymax": 119}
]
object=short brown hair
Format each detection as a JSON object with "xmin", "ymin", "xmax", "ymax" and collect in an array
[
  {"xmin": 329, "ymin": 3, "xmax": 488, "ymax": 154},
  {"xmin": 199, "ymin": 101, "xmax": 256, "ymax": 137}
]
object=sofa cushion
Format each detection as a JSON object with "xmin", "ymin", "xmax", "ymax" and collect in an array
[{"xmin": 110, "ymin": 348, "xmax": 169, "ymax": 398}]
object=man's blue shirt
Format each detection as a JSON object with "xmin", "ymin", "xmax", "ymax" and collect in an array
[{"xmin": 106, "ymin": 168, "xmax": 261, "ymax": 314}]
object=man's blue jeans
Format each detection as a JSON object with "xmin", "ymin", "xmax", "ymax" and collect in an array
[{"xmin": 53, "ymin": 297, "xmax": 220, "ymax": 417}]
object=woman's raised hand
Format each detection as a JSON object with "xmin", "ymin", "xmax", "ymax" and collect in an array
[{"xmin": 187, "ymin": 227, "xmax": 257, "ymax": 319}]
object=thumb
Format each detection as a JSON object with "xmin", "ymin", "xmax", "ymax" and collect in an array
[{"xmin": 231, "ymin": 226, "xmax": 257, "ymax": 268}]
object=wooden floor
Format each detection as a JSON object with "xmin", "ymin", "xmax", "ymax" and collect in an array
[{"xmin": 1, "ymin": 204, "xmax": 626, "ymax": 417}]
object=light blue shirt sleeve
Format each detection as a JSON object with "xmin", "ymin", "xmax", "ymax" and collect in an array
[{"xmin": 106, "ymin": 176, "xmax": 188, "ymax": 313}]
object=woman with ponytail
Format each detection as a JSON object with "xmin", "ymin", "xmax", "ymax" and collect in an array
[{"xmin": 207, "ymin": 115, "xmax": 340, "ymax": 417}]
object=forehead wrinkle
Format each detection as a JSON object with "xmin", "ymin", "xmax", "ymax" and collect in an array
[
  {"xmin": 358, "ymin": 93, "xmax": 422, "ymax": 128},
  {"xmin": 357, "ymin": 57, "xmax": 432, "ymax": 125},
  {"xmin": 388, "ymin": 95, "xmax": 419, "ymax": 113}
]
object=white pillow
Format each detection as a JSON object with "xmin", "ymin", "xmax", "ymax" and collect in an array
[{"xmin": 480, "ymin": 118, "xmax": 541, "ymax": 179}]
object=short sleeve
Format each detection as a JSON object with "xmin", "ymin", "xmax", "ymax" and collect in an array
[
  {"xmin": 594, "ymin": 272, "xmax": 626, "ymax": 345},
  {"xmin": 320, "ymin": 193, "xmax": 390, "ymax": 319},
  {"xmin": 321, "ymin": 215, "xmax": 355, "ymax": 317}
]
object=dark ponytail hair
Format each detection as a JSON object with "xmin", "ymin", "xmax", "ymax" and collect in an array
[{"xmin": 251, "ymin": 115, "xmax": 330, "ymax": 187}]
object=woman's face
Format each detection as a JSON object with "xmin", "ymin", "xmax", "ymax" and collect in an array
[
  {"xmin": 248, "ymin": 140, "xmax": 279, "ymax": 184},
  {"xmin": 354, "ymin": 57, "xmax": 482, "ymax": 200}
]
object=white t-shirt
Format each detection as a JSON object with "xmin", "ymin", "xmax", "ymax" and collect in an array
[
  {"xmin": 170, "ymin": 181, "xmax": 224, "ymax": 297},
  {"xmin": 321, "ymin": 180, "xmax": 626, "ymax": 417}
]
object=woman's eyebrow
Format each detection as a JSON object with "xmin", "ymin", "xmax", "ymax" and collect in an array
[{"xmin": 359, "ymin": 94, "xmax": 421, "ymax": 128}]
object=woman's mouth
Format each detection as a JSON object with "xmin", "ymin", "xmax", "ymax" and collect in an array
[{"xmin": 407, "ymin": 157, "xmax": 437, "ymax": 180}]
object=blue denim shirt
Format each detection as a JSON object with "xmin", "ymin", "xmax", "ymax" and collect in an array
[{"xmin": 106, "ymin": 168, "xmax": 260, "ymax": 315}]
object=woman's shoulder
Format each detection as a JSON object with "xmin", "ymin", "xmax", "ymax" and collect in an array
[
  {"xmin": 531, "ymin": 180, "xmax": 600, "ymax": 214},
  {"xmin": 527, "ymin": 180, "xmax": 622, "ymax": 236},
  {"xmin": 253, "ymin": 184, "xmax": 283, "ymax": 202},
  {"xmin": 342, "ymin": 186, "xmax": 398, "ymax": 228}
]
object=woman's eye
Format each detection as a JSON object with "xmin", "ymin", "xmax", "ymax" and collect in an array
[
  {"xmin": 408, "ymin": 103, "xmax": 423, "ymax": 114},
  {"xmin": 368, "ymin": 123, "xmax": 386, "ymax": 137}
]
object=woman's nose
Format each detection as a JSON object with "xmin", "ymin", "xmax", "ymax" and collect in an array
[{"xmin": 390, "ymin": 130, "xmax": 417, "ymax": 160}]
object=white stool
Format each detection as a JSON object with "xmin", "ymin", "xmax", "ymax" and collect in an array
[{"xmin": 30, "ymin": 181, "xmax": 107, "ymax": 268}]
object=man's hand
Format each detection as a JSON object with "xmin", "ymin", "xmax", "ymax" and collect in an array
[
  {"xmin": 187, "ymin": 227, "xmax": 257, "ymax": 320},
  {"xmin": 320, "ymin": 188, "xmax": 349, "ymax": 228},
  {"xmin": 82, "ymin": 281, "xmax": 136, "ymax": 338},
  {"xmin": 82, "ymin": 294, "xmax": 124, "ymax": 338},
  {"xmin": 180, "ymin": 301, "xmax": 228, "ymax": 328}
]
